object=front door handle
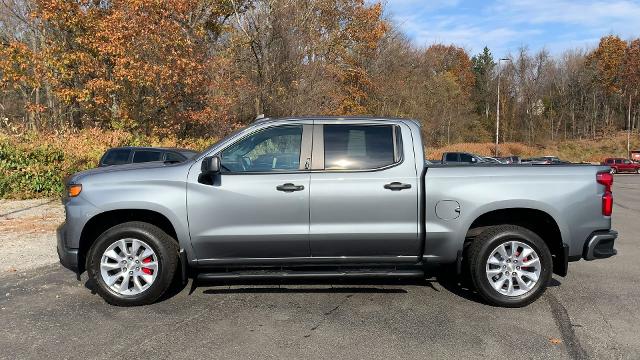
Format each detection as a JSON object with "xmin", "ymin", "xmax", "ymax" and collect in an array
[
  {"xmin": 276, "ymin": 183, "xmax": 305, "ymax": 192},
  {"xmin": 384, "ymin": 182, "xmax": 412, "ymax": 191}
]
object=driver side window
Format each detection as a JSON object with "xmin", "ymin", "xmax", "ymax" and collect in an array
[{"xmin": 220, "ymin": 125, "xmax": 302, "ymax": 172}]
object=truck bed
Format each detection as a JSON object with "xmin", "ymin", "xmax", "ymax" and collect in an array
[{"xmin": 421, "ymin": 164, "xmax": 612, "ymax": 264}]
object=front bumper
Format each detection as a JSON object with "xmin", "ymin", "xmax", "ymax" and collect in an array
[
  {"xmin": 583, "ymin": 230, "xmax": 618, "ymax": 260},
  {"xmin": 57, "ymin": 222, "xmax": 80, "ymax": 272}
]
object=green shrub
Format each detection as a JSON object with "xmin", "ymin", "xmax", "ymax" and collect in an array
[{"xmin": 0, "ymin": 140, "xmax": 69, "ymax": 198}]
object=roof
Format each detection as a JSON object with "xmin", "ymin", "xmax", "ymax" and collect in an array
[
  {"xmin": 255, "ymin": 115, "xmax": 421, "ymax": 126},
  {"xmin": 108, "ymin": 146, "xmax": 197, "ymax": 153}
]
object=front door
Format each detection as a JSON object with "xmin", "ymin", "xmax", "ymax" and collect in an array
[
  {"xmin": 308, "ymin": 122, "xmax": 420, "ymax": 260},
  {"xmin": 187, "ymin": 123, "xmax": 312, "ymax": 264}
]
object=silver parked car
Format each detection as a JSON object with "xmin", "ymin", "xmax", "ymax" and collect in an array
[{"xmin": 58, "ymin": 116, "xmax": 617, "ymax": 307}]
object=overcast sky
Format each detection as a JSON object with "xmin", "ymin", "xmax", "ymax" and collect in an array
[{"xmin": 385, "ymin": 0, "xmax": 640, "ymax": 57}]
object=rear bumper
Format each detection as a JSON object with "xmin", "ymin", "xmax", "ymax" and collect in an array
[
  {"xmin": 583, "ymin": 230, "xmax": 618, "ymax": 260},
  {"xmin": 57, "ymin": 222, "xmax": 80, "ymax": 272}
]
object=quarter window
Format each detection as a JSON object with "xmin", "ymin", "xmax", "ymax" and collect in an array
[
  {"xmin": 220, "ymin": 125, "xmax": 302, "ymax": 172},
  {"xmin": 323, "ymin": 125, "xmax": 398, "ymax": 170}
]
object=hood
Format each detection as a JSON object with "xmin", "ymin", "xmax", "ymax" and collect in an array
[{"xmin": 67, "ymin": 161, "xmax": 191, "ymax": 184}]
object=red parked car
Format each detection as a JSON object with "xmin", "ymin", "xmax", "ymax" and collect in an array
[{"xmin": 603, "ymin": 158, "xmax": 640, "ymax": 174}]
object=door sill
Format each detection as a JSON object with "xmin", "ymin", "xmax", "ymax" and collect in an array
[
  {"xmin": 196, "ymin": 268, "xmax": 424, "ymax": 281},
  {"xmin": 197, "ymin": 255, "xmax": 419, "ymax": 268}
]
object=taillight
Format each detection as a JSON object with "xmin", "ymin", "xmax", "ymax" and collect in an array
[
  {"xmin": 596, "ymin": 171, "xmax": 613, "ymax": 190},
  {"xmin": 602, "ymin": 191, "xmax": 613, "ymax": 216},
  {"xmin": 597, "ymin": 171, "xmax": 613, "ymax": 216}
]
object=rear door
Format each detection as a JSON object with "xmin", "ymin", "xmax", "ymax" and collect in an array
[{"xmin": 308, "ymin": 121, "xmax": 420, "ymax": 261}]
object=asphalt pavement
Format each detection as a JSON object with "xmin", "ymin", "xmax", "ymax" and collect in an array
[{"xmin": 1, "ymin": 176, "xmax": 639, "ymax": 360}]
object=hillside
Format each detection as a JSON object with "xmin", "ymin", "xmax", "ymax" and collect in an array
[{"xmin": 427, "ymin": 132, "xmax": 640, "ymax": 163}]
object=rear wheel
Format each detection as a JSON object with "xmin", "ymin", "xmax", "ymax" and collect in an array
[
  {"xmin": 636, "ymin": 168, "xmax": 640, "ymax": 174},
  {"xmin": 86, "ymin": 222, "xmax": 179, "ymax": 306},
  {"xmin": 467, "ymin": 225, "xmax": 552, "ymax": 307}
]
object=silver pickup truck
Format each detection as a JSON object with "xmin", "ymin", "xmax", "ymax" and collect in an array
[{"xmin": 57, "ymin": 116, "xmax": 617, "ymax": 307}]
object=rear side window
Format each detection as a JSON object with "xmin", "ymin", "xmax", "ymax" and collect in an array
[
  {"xmin": 445, "ymin": 153, "xmax": 458, "ymax": 162},
  {"xmin": 323, "ymin": 125, "xmax": 398, "ymax": 170},
  {"xmin": 615, "ymin": 159, "xmax": 623, "ymax": 164},
  {"xmin": 132, "ymin": 150, "xmax": 163, "ymax": 163},
  {"xmin": 102, "ymin": 149, "xmax": 131, "ymax": 166},
  {"xmin": 606, "ymin": 159, "xmax": 613, "ymax": 164}
]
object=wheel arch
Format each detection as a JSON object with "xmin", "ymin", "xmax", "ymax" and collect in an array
[
  {"xmin": 464, "ymin": 207, "xmax": 567, "ymax": 276},
  {"xmin": 78, "ymin": 209, "xmax": 180, "ymax": 273}
]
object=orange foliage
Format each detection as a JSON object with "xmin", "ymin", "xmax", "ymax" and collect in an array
[
  {"xmin": 30, "ymin": 0, "xmax": 246, "ymax": 136},
  {"xmin": 424, "ymin": 44, "xmax": 475, "ymax": 96},
  {"xmin": 588, "ymin": 35, "xmax": 627, "ymax": 94},
  {"xmin": 325, "ymin": 0, "xmax": 389, "ymax": 115}
]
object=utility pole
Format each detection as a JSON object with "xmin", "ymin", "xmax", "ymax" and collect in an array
[
  {"xmin": 495, "ymin": 58, "xmax": 511, "ymax": 156},
  {"xmin": 628, "ymin": 93, "xmax": 632, "ymax": 158}
]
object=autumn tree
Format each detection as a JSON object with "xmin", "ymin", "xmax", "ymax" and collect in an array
[
  {"xmin": 228, "ymin": 0, "xmax": 387, "ymax": 118},
  {"xmin": 589, "ymin": 35, "xmax": 627, "ymax": 94},
  {"xmin": 623, "ymin": 39, "xmax": 640, "ymax": 132},
  {"xmin": 587, "ymin": 35, "xmax": 627, "ymax": 130},
  {"xmin": 0, "ymin": 1, "xmax": 638, "ymax": 146}
]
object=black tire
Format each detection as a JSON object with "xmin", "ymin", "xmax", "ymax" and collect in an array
[
  {"xmin": 467, "ymin": 225, "xmax": 552, "ymax": 308},
  {"xmin": 86, "ymin": 221, "xmax": 179, "ymax": 306}
]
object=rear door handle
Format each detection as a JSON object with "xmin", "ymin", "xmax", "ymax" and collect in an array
[
  {"xmin": 384, "ymin": 182, "xmax": 412, "ymax": 191},
  {"xmin": 276, "ymin": 183, "xmax": 305, "ymax": 192}
]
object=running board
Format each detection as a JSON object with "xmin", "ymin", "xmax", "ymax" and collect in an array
[{"xmin": 196, "ymin": 269, "xmax": 424, "ymax": 281}]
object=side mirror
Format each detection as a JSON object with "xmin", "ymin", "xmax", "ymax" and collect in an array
[{"xmin": 201, "ymin": 156, "xmax": 221, "ymax": 174}]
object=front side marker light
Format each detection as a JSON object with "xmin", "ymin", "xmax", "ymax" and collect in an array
[{"xmin": 68, "ymin": 184, "xmax": 82, "ymax": 197}]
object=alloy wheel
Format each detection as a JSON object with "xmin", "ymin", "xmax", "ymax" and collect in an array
[
  {"xmin": 100, "ymin": 238, "xmax": 159, "ymax": 296},
  {"xmin": 485, "ymin": 241, "xmax": 541, "ymax": 297}
]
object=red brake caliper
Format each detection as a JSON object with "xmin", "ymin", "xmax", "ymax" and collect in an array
[{"xmin": 142, "ymin": 257, "xmax": 153, "ymax": 275}]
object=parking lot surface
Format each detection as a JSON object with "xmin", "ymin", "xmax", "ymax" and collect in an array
[{"xmin": 1, "ymin": 176, "xmax": 639, "ymax": 360}]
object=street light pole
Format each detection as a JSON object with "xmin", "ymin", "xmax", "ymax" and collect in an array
[
  {"xmin": 628, "ymin": 93, "xmax": 632, "ymax": 158},
  {"xmin": 495, "ymin": 58, "xmax": 511, "ymax": 156}
]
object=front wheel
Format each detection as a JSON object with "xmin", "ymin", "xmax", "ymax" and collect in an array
[
  {"xmin": 86, "ymin": 222, "xmax": 179, "ymax": 306},
  {"xmin": 467, "ymin": 225, "xmax": 552, "ymax": 307},
  {"xmin": 611, "ymin": 168, "xmax": 617, "ymax": 174}
]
